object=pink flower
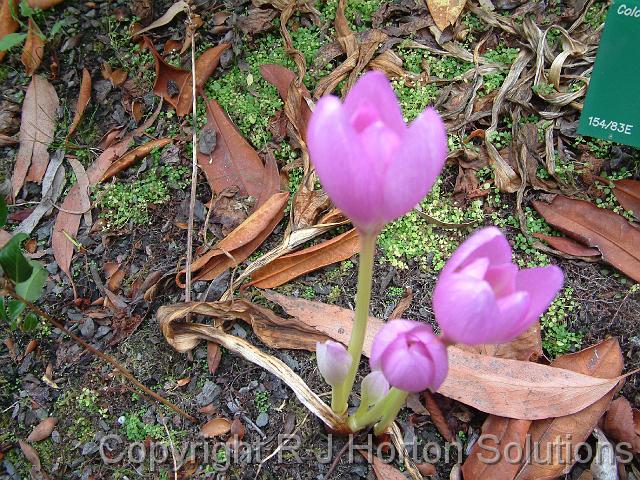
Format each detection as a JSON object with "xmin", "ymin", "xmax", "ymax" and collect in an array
[
  {"xmin": 433, "ymin": 227, "xmax": 564, "ymax": 345},
  {"xmin": 316, "ymin": 340, "xmax": 352, "ymax": 387},
  {"xmin": 370, "ymin": 320, "xmax": 448, "ymax": 393},
  {"xmin": 306, "ymin": 71, "xmax": 448, "ymax": 233}
]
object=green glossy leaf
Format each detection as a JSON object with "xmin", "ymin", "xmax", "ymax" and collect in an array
[
  {"xmin": 0, "ymin": 33, "xmax": 27, "ymax": 52},
  {"xmin": 0, "ymin": 297, "xmax": 6, "ymax": 322},
  {"xmin": 0, "ymin": 196, "xmax": 6, "ymax": 227},
  {"xmin": 7, "ymin": 299, "xmax": 25, "ymax": 321},
  {"xmin": 15, "ymin": 262, "xmax": 47, "ymax": 302},
  {"xmin": 0, "ymin": 233, "xmax": 32, "ymax": 282},
  {"xmin": 22, "ymin": 312, "xmax": 38, "ymax": 331}
]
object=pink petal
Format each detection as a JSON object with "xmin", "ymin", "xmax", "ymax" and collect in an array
[
  {"xmin": 379, "ymin": 340, "xmax": 435, "ymax": 392},
  {"xmin": 380, "ymin": 107, "xmax": 448, "ymax": 222},
  {"xmin": 515, "ymin": 265, "xmax": 564, "ymax": 324},
  {"xmin": 343, "ymin": 71, "xmax": 406, "ymax": 136},
  {"xmin": 484, "ymin": 263, "xmax": 518, "ymax": 298},
  {"xmin": 459, "ymin": 257, "xmax": 491, "ymax": 280},
  {"xmin": 433, "ymin": 274, "xmax": 499, "ymax": 345},
  {"xmin": 316, "ymin": 340, "xmax": 351, "ymax": 386},
  {"xmin": 370, "ymin": 319, "xmax": 416, "ymax": 370},
  {"xmin": 486, "ymin": 291, "xmax": 532, "ymax": 343},
  {"xmin": 441, "ymin": 227, "xmax": 512, "ymax": 277},
  {"xmin": 307, "ymin": 96, "xmax": 384, "ymax": 230}
]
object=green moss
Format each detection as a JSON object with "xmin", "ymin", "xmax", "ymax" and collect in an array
[
  {"xmin": 484, "ymin": 45, "xmax": 519, "ymax": 65},
  {"xmin": 254, "ymin": 390, "xmax": 271, "ymax": 413},
  {"xmin": 378, "ymin": 179, "xmax": 484, "ymax": 269},
  {"xmin": 391, "ymin": 79, "xmax": 439, "ymax": 122},
  {"xmin": 585, "ymin": 2, "xmax": 608, "ymax": 29},
  {"xmin": 541, "ymin": 287, "xmax": 582, "ymax": 357},
  {"xmin": 94, "ymin": 148, "xmax": 189, "ymax": 229},
  {"xmin": 321, "ymin": 0, "xmax": 384, "ymax": 30},
  {"xmin": 302, "ymin": 285, "xmax": 316, "ymax": 300},
  {"xmin": 205, "ymin": 27, "xmax": 325, "ymax": 150}
]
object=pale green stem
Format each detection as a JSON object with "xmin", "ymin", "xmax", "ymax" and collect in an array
[
  {"xmin": 348, "ymin": 387, "xmax": 407, "ymax": 432},
  {"xmin": 353, "ymin": 390, "xmax": 370, "ymax": 419},
  {"xmin": 331, "ymin": 381, "xmax": 348, "ymax": 415},
  {"xmin": 373, "ymin": 388, "xmax": 408, "ymax": 435},
  {"xmin": 333, "ymin": 232, "xmax": 377, "ymax": 413}
]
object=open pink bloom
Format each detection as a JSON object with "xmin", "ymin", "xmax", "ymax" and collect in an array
[
  {"xmin": 370, "ymin": 320, "xmax": 448, "ymax": 393},
  {"xmin": 433, "ymin": 227, "xmax": 564, "ymax": 345},
  {"xmin": 316, "ymin": 340, "xmax": 352, "ymax": 387},
  {"xmin": 307, "ymin": 71, "xmax": 448, "ymax": 233}
]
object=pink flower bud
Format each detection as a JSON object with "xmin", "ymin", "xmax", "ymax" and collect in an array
[
  {"xmin": 370, "ymin": 320, "xmax": 448, "ymax": 393},
  {"xmin": 433, "ymin": 227, "xmax": 564, "ymax": 345},
  {"xmin": 307, "ymin": 71, "xmax": 448, "ymax": 233},
  {"xmin": 361, "ymin": 371, "xmax": 390, "ymax": 407},
  {"xmin": 316, "ymin": 340, "xmax": 352, "ymax": 387}
]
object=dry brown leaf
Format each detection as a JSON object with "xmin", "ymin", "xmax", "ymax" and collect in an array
[
  {"xmin": 12, "ymin": 75, "xmax": 59, "ymax": 197},
  {"xmin": 533, "ymin": 233, "xmax": 601, "ymax": 258},
  {"xmin": 27, "ymin": 0, "xmax": 64, "ymax": 8},
  {"xmin": 263, "ymin": 292, "xmax": 624, "ymax": 420},
  {"xmin": 201, "ymin": 417, "xmax": 231, "ymax": 438},
  {"xmin": 247, "ymin": 228, "xmax": 358, "ymax": 288},
  {"xmin": 456, "ymin": 322, "xmax": 543, "ymax": 361},
  {"xmin": 207, "ymin": 342, "xmax": 222, "ymax": 375},
  {"xmin": 360, "ymin": 450, "xmax": 408, "ymax": 480},
  {"xmin": 198, "ymin": 98, "xmax": 280, "ymax": 208},
  {"xmin": 156, "ymin": 297, "xmax": 327, "ymax": 351},
  {"xmin": 514, "ymin": 338, "xmax": 624, "ymax": 480},
  {"xmin": 101, "ymin": 63, "xmax": 127, "ymax": 86},
  {"xmin": 0, "ymin": 0, "xmax": 19, "ymax": 63},
  {"xmin": 424, "ymin": 391, "xmax": 454, "ymax": 442},
  {"xmin": 26, "ymin": 417, "xmax": 57, "ymax": 442},
  {"xmin": 176, "ymin": 192, "xmax": 288, "ymax": 286},
  {"xmin": 603, "ymin": 397, "xmax": 640, "ymax": 453},
  {"xmin": 533, "ymin": 195, "xmax": 640, "ymax": 282},
  {"xmin": 463, "ymin": 416, "xmax": 532, "ymax": 480},
  {"xmin": 53, "ymin": 102, "xmax": 164, "ymax": 284},
  {"xmin": 426, "ymin": 0, "xmax": 467, "ymax": 31},
  {"xmin": 18, "ymin": 439, "xmax": 40, "ymax": 471},
  {"xmin": 21, "ymin": 19, "xmax": 45, "ymax": 75},
  {"xmin": 416, "ymin": 463, "xmax": 437, "ymax": 476},
  {"xmin": 106, "ymin": 266, "xmax": 126, "ymax": 292},
  {"xmin": 145, "ymin": 37, "xmax": 229, "ymax": 117},
  {"xmin": 610, "ymin": 179, "xmax": 640, "ymax": 221},
  {"xmin": 389, "ymin": 287, "xmax": 413, "ymax": 319},
  {"xmin": 100, "ymin": 138, "xmax": 172, "ymax": 182},
  {"xmin": 66, "ymin": 68, "xmax": 91, "ymax": 140},
  {"xmin": 24, "ymin": 338, "xmax": 37, "ymax": 356},
  {"xmin": 133, "ymin": 0, "xmax": 188, "ymax": 36},
  {"xmin": 176, "ymin": 377, "xmax": 191, "ymax": 388}
]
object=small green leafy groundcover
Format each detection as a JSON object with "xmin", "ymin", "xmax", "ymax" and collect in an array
[{"xmin": 0, "ymin": 197, "xmax": 48, "ymax": 331}]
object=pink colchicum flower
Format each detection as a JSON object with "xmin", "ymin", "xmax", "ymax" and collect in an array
[
  {"xmin": 433, "ymin": 227, "xmax": 564, "ymax": 345},
  {"xmin": 306, "ymin": 71, "xmax": 448, "ymax": 233},
  {"xmin": 370, "ymin": 320, "xmax": 448, "ymax": 393},
  {"xmin": 316, "ymin": 340, "xmax": 352, "ymax": 387}
]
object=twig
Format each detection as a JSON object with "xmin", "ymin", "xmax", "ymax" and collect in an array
[
  {"xmin": 184, "ymin": 6, "xmax": 199, "ymax": 304},
  {"xmin": 161, "ymin": 416, "xmax": 179, "ymax": 480},
  {"xmin": 1, "ymin": 281, "xmax": 196, "ymax": 423},
  {"xmin": 254, "ymin": 413, "xmax": 310, "ymax": 479},
  {"xmin": 325, "ymin": 436, "xmax": 353, "ymax": 479}
]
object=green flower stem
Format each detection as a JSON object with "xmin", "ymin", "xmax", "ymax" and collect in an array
[
  {"xmin": 334, "ymin": 232, "xmax": 377, "ymax": 413},
  {"xmin": 348, "ymin": 387, "xmax": 407, "ymax": 432},
  {"xmin": 373, "ymin": 388, "xmax": 408, "ymax": 435},
  {"xmin": 331, "ymin": 381, "xmax": 348, "ymax": 415},
  {"xmin": 353, "ymin": 390, "xmax": 370, "ymax": 419}
]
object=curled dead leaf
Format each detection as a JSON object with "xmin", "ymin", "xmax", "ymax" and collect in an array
[
  {"xmin": 176, "ymin": 192, "xmax": 288, "ymax": 286},
  {"xmin": 100, "ymin": 138, "xmax": 172, "ymax": 182},
  {"xmin": 21, "ymin": 19, "xmax": 45, "ymax": 75},
  {"xmin": 0, "ymin": 0, "xmax": 19, "ymax": 63},
  {"xmin": 27, "ymin": 417, "xmax": 57, "ymax": 442},
  {"xmin": 18, "ymin": 439, "xmax": 41, "ymax": 471},
  {"xmin": 247, "ymin": 229, "xmax": 359, "ymax": 288},
  {"xmin": 66, "ymin": 68, "xmax": 92, "ymax": 140},
  {"xmin": 603, "ymin": 397, "xmax": 640, "ymax": 453}
]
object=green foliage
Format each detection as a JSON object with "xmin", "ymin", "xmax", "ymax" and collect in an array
[
  {"xmin": 532, "ymin": 82, "xmax": 555, "ymax": 96},
  {"xmin": 585, "ymin": 2, "xmax": 608, "ymax": 29},
  {"xmin": 487, "ymin": 129, "xmax": 513, "ymax": 149},
  {"xmin": 95, "ymin": 151, "xmax": 189, "ymax": 229},
  {"xmin": 302, "ymin": 286, "xmax": 316, "ymax": 300},
  {"xmin": 574, "ymin": 136, "xmax": 612, "ymax": 159},
  {"xmin": 321, "ymin": 0, "xmax": 384, "ymax": 29},
  {"xmin": 426, "ymin": 53, "xmax": 473, "ymax": 79},
  {"xmin": 484, "ymin": 45, "xmax": 520, "ymax": 65},
  {"xmin": 123, "ymin": 409, "xmax": 168, "ymax": 441},
  {"xmin": 0, "ymin": 32, "xmax": 27, "ymax": 51},
  {"xmin": 0, "ymin": 233, "xmax": 33, "ymax": 283},
  {"xmin": 391, "ymin": 79, "xmax": 439, "ymax": 122},
  {"xmin": 480, "ymin": 72, "xmax": 506, "ymax": 96},
  {"xmin": 540, "ymin": 287, "xmax": 582, "ymax": 357},
  {"xmin": 254, "ymin": 390, "xmax": 271, "ymax": 413},
  {"xmin": 386, "ymin": 286, "xmax": 405, "ymax": 298},
  {"xmin": 205, "ymin": 27, "xmax": 325, "ymax": 149},
  {"xmin": 378, "ymin": 180, "xmax": 484, "ymax": 269}
]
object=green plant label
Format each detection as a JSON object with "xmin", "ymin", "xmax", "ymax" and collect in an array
[{"xmin": 578, "ymin": 0, "xmax": 640, "ymax": 148}]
